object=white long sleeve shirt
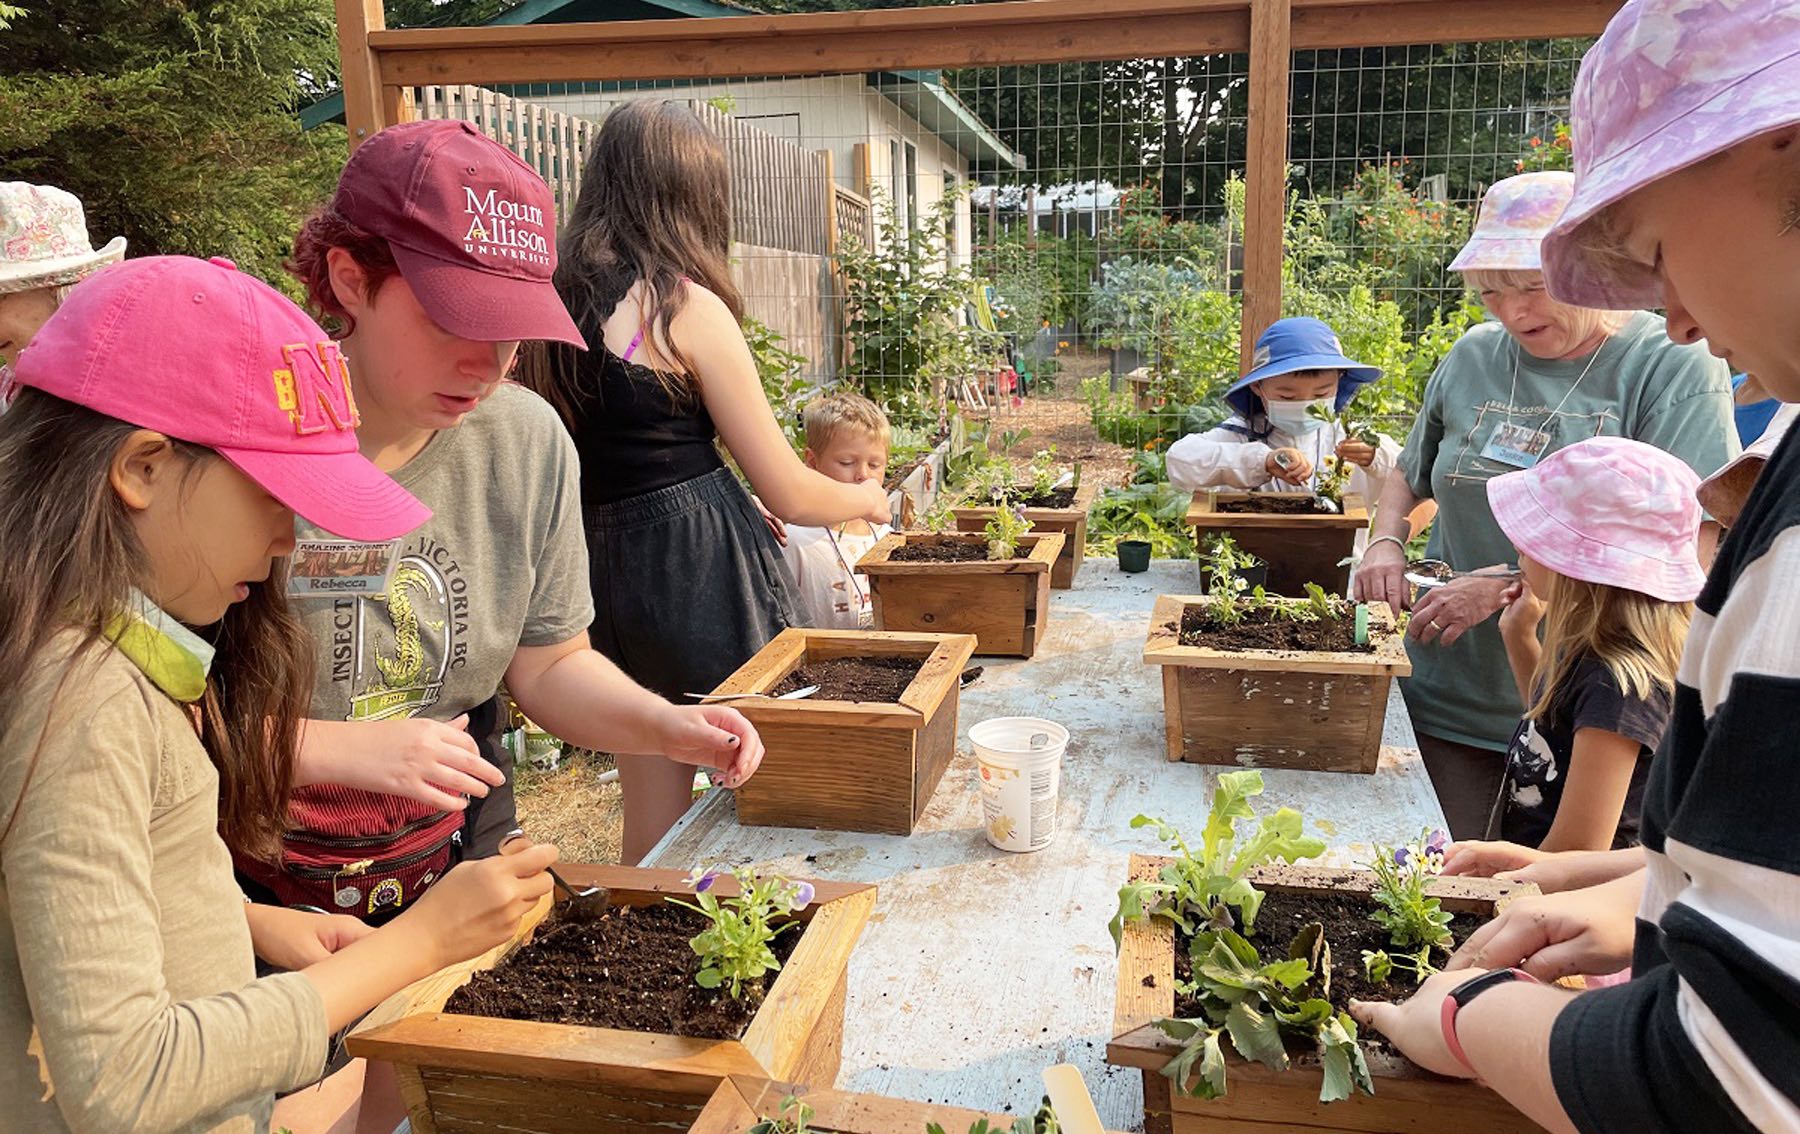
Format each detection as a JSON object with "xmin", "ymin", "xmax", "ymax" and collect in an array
[{"xmin": 1166, "ymin": 415, "xmax": 1400, "ymax": 499}]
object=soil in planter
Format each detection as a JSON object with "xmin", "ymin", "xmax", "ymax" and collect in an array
[
  {"xmin": 445, "ymin": 902, "xmax": 802, "ymax": 1039},
  {"xmin": 771, "ymin": 656, "xmax": 923, "ymax": 702},
  {"xmin": 1216, "ymin": 495, "xmax": 1335, "ymax": 515},
  {"xmin": 884, "ymin": 453, "xmax": 932, "ymax": 492},
  {"xmin": 889, "ymin": 539, "xmax": 1007, "ymax": 563},
  {"xmin": 1173, "ymin": 883, "xmax": 1482, "ymax": 1059},
  {"xmin": 994, "ymin": 486, "xmax": 1077, "ymax": 509},
  {"xmin": 1177, "ymin": 604, "xmax": 1374, "ymax": 654}
]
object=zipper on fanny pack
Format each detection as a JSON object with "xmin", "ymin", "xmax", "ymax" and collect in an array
[{"xmin": 284, "ymin": 833, "xmax": 454, "ymax": 880}]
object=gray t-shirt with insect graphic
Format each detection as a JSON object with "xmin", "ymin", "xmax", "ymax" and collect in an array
[
  {"xmin": 290, "ymin": 381, "xmax": 594, "ymax": 839},
  {"xmin": 1397, "ymin": 312, "xmax": 1734, "ymax": 752}
]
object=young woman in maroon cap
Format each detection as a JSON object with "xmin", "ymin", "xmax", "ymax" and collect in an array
[
  {"xmin": 240, "ymin": 120, "xmax": 767, "ymax": 923},
  {"xmin": 530, "ymin": 99, "xmax": 893, "ymax": 862}
]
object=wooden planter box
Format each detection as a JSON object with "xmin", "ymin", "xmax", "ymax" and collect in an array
[
  {"xmin": 1187, "ymin": 491, "xmax": 1370, "ymax": 596},
  {"xmin": 1143, "ymin": 595, "xmax": 1411, "ymax": 774},
  {"xmin": 859, "ymin": 531, "xmax": 1065, "ymax": 658},
  {"xmin": 347, "ymin": 866, "xmax": 875, "ymax": 1134},
  {"xmin": 1109, "ymin": 858, "xmax": 1544, "ymax": 1134},
  {"xmin": 690, "ymin": 1076, "xmax": 1031, "ymax": 1134},
  {"xmin": 951, "ymin": 480, "xmax": 1099, "ymax": 589},
  {"xmin": 708, "ymin": 628, "xmax": 978, "ymax": 835}
]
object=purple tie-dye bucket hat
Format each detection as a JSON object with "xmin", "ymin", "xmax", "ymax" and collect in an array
[
  {"xmin": 1487, "ymin": 436, "xmax": 1706, "ymax": 602},
  {"xmin": 1542, "ymin": 0, "xmax": 1800, "ymax": 309},
  {"xmin": 1449, "ymin": 172, "xmax": 1574, "ymax": 273}
]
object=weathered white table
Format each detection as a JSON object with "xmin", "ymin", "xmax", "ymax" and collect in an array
[{"xmin": 645, "ymin": 559, "xmax": 1445, "ymax": 1129}]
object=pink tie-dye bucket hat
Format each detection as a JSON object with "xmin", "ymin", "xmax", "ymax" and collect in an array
[
  {"xmin": 1542, "ymin": 0, "xmax": 1800, "ymax": 309},
  {"xmin": 1487, "ymin": 436, "xmax": 1705, "ymax": 602},
  {"xmin": 1449, "ymin": 172, "xmax": 1574, "ymax": 273}
]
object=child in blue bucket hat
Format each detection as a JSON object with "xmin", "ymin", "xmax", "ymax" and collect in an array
[{"xmin": 1167, "ymin": 315, "xmax": 1400, "ymax": 502}]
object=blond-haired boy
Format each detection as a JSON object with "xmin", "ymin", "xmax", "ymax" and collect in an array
[{"xmin": 785, "ymin": 392, "xmax": 893, "ymax": 628}]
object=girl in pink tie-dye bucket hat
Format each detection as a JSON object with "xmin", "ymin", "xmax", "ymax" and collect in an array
[
  {"xmin": 1351, "ymin": 4, "xmax": 1800, "ymax": 1131},
  {"xmin": 1482, "ymin": 437, "xmax": 1702, "ymax": 857}
]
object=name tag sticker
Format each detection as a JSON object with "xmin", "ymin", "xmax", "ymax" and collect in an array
[
  {"xmin": 1480, "ymin": 421, "xmax": 1552, "ymax": 469},
  {"xmin": 289, "ymin": 538, "xmax": 400, "ymax": 597}
]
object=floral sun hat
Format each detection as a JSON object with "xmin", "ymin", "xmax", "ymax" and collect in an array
[
  {"xmin": 0, "ymin": 182, "xmax": 126, "ymax": 295},
  {"xmin": 1448, "ymin": 172, "xmax": 1575, "ymax": 274},
  {"xmin": 1542, "ymin": 0, "xmax": 1800, "ymax": 309},
  {"xmin": 1487, "ymin": 436, "xmax": 1706, "ymax": 602}
]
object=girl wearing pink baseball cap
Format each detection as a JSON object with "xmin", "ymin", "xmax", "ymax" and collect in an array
[
  {"xmin": 1353, "ymin": 4, "xmax": 1800, "ymax": 1131},
  {"xmin": 0, "ymin": 255, "xmax": 558, "ymax": 1133}
]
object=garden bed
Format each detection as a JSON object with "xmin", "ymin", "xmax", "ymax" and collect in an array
[
  {"xmin": 690, "ymin": 1076, "xmax": 1048, "ymax": 1134},
  {"xmin": 1188, "ymin": 491, "xmax": 1370, "ymax": 596},
  {"xmin": 709, "ymin": 628, "xmax": 976, "ymax": 834},
  {"xmin": 1110, "ymin": 859, "xmax": 1546, "ymax": 1134},
  {"xmin": 860, "ymin": 532, "xmax": 1064, "ymax": 658},
  {"xmin": 1144, "ymin": 595, "xmax": 1409, "ymax": 774},
  {"xmin": 953, "ymin": 479, "xmax": 1098, "ymax": 589},
  {"xmin": 346, "ymin": 866, "xmax": 874, "ymax": 1134}
]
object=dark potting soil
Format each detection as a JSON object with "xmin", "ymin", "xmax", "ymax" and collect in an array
[
  {"xmin": 1174, "ymin": 885, "xmax": 1481, "ymax": 1058},
  {"xmin": 443, "ymin": 901, "xmax": 800, "ymax": 1039},
  {"xmin": 994, "ymin": 486, "xmax": 1077, "ymax": 509},
  {"xmin": 889, "ymin": 539, "xmax": 998, "ymax": 563},
  {"xmin": 1216, "ymin": 495, "xmax": 1334, "ymax": 515},
  {"xmin": 1177, "ymin": 603, "xmax": 1373, "ymax": 654},
  {"xmin": 771, "ymin": 655, "xmax": 923, "ymax": 702}
]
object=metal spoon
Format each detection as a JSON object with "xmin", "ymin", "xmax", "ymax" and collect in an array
[
  {"xmin": 1268, "ymin": 451, "xmax": 1340, "ymax": 513},
  {"xmin": 689, "ymin": 685, "xmax": 819, "ymax": 704},
  {"xmin": 500, "ymin": 829, "xmax": 609, "ymax": 922}
]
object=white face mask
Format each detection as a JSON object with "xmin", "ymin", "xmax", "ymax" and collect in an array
[{"xmin": 1264, "ymin": 397, "xmax": 1332, "ymax": 435}]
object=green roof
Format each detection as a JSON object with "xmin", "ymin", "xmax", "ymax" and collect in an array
[{"xmin": 299, "ymin": 0, "xmax": 1022, "ymax": 169}]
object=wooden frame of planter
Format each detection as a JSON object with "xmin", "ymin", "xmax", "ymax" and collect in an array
[
  {"xmin": 1187, "ymin": 491, "xmax": 1370, "ymax": 596},
  {"xmin": 1143, "ymin": 595, "xmax": 1411, "ymax": 774},
  {"xmin": 1109, "ymin": 858, "xmax": 1545, "ymax": 1134},
  {"xmin": 346, "ymin": 866, "xmax": 875, "ymax": 1134},
  {"xmin": 859, "ymin": 531, "xmax": 1065, "ymax": 658},
  {"xmin": 690, "ymin": 1076, "xmax": 1032, "ymax": 1134},
  {"xmin": 707, "ymin": 627, "xmax": 978, "ymax": 835},
  {"xmin": 951, "ymin": 479, "xmax": 1099, "ymax": 589}
]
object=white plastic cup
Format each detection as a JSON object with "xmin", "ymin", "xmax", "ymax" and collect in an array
[{"xmin": 971, "ymin": 716, "xmax": 1069, "ymax": 853}]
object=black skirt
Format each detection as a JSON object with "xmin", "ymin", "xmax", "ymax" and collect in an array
[{"xmin": 584, "ymin": 465, "xmax": 801, "ymax": 702}]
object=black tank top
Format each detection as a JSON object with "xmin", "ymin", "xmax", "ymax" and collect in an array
[{"xmin": 562, "ymin": 331, "xmax": 725, "ymax": 506}]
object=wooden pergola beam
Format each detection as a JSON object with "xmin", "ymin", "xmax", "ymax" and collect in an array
[
  {"xmin": 336, "ymin": 0, "xmax": 388, "ymax": 149},
  {"xmin": 1241, "ymin": 0, "xmax": 1292, "ymax": 371}
]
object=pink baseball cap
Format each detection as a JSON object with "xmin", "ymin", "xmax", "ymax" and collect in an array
[
  {"xmin": 11, "ymin": 255, "xmax": 430, "ymax": 542},
  {"xmin": 1487, "ymin": 437, "xmax": 1705, "ymax": 602},
  {"xmin": 1542, "ymin": 0, "xmax": 1800, "ymax": 309},
  {"xmin": 334, "ymin": 120, "xmax": 584, "ymax": 348},
  {"xmin": 1448, "ymin": 172, "xmax": 1574, "ymax": 274}
]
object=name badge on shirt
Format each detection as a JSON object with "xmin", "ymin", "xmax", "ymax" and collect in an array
[
  {"xmin": 1480, "ymin": 421, "xmax": 1552, "ymax": 469},
  {"xmin": 288, "ymin": 538, "xmax": 400, "ymax": 597}
]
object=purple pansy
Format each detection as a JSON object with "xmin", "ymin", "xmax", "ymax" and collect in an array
[
  {"xmin": 1425, "ymin": 829, "xmax": 1449, "ymax": 856},
  {"xmin": 791, "ymin": 880, "xmax": 816, "ymax": 909},
  {"xmin": 1393, "ymin": 845, "xmax": 1412, "ymax": 869},
  {"xmin": 692, "ymin": 867, "xmax": 722, "ymax": 893}
]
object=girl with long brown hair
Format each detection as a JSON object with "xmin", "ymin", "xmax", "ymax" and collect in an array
[
  {"xmin": 0, "ymin": 255, "xmax": 557, "ymax": 1134},
  {"xmin": 533, "ymin": 99, "xmax": 891, "ymax": 862}
]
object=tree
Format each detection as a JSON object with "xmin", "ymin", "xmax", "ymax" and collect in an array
[{"xmin": 0, "ymin": 1, "xmax": 346, "ymax": 290}]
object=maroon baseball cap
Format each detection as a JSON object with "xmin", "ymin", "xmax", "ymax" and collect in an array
[{"xmin": 334, "ymin": 120, "xmax": 584, "ymax": 348}]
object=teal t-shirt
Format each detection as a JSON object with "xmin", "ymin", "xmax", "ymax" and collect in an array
[{"xmin": 1397, "ymin": 311, "xmax": 1737, "ymax": 751}]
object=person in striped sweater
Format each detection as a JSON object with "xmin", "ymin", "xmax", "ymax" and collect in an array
[{"xmin": 1351, "ymin": 3, "xmax": 1800, "ymax": 1131}]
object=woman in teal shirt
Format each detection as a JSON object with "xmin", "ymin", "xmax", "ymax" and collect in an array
[{"xmin": 1355, "ymin": 171, "xmax": 1735, "ymax": 838}]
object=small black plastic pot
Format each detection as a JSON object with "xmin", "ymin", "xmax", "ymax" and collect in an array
[{"xmin": 1117, "ymin": 539, "xmax": 1152, "ymax": 573}]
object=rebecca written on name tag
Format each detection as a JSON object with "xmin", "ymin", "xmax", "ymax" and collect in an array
[{"xmin": 289, "ymin": 538, "xmax": 400, "ymax": 597}]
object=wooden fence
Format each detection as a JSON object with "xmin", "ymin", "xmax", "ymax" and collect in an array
[
  {"xmin": 335, "ymin": 0, "xmax": 1625, "ymax": 367},
  {"xmin": 412, "ymin": 84, "xmax": 596, "ymax": 219}
]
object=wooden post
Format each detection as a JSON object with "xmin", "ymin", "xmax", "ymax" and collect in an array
[
  {"xmin": 1240, "ymin": 0, "xmax": 1292, "ymax": 369},
  {"xmin": 336, "ymin": 0, "xmax": 389, "ymax": 151},
  {"xmin": 823, "ymin": 149, "xmax": 840, "ymax": 259}
]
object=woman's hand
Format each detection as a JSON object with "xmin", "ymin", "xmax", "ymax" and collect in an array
[
  {"xmin": 1495, "ymin": 847, "xmax": 1646, "ymax": 894},
  {"xmin": 750, "ymin": 494, "xmax": 788, "ymax": 546},
  {"xmin": 303, "ymin": 715, "xmax": 504, "ymax": 812},
  {"xmin": 1336, "ymin": 438, "xmax": 1378, "ymax": 468},
  {"xmin": 654, "ymin": 704, "xmax": 765, "ymax": 788},
  {"xmin": 1349, "ymin": 968, "xmax": 1484, "ymax": 1079},
  {"xmin": 246, "ymin": 904, "xmax": 376, "ymax": 971},
  {"xmin": 399, "ymin": 838, "xmax": 559, "ymax": 972},
  {"xmin": 1353, "ymin": 537, "xmax": 1411, "ymax": 613},
  {"xmin": 1409, "ymin": 574, "xmax": 1513, "ymax": 647},
  {"xmin": 1497, "ymin": 579, "xmax": 1545, "ymax": 641},
  {"xmin": 856, "ymin": 478, "xmax": 894, "ymax": 526},
  {"xmin": 1445, "ymin": 872, "xmax": 1643, "ymax": 981},
  {"xmin": 1442, "ymin": 839, "xmax": 1546, "ymax": 878},
  {"xmin": 1264, "ymin": 448, "xmax": 1314, "ymax": 484}
]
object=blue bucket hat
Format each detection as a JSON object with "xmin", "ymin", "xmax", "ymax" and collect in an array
[{"xmin": 1224, "ymin": 317, "xmax": 1381, "ymax": 419}]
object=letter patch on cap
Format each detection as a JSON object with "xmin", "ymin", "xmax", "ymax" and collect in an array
[{"xmin": 273, "ymin": 341, "xmax": 360, "ymax": 436}]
